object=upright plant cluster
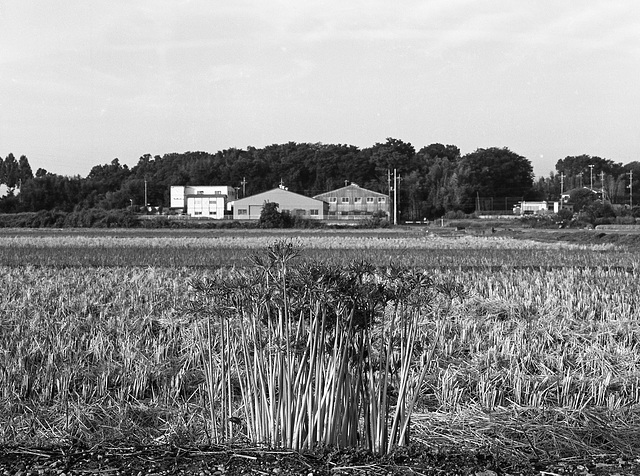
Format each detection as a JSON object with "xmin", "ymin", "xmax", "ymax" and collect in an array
[{"xmin": 189, "ymin": 240, "xmax": 460, "ymax": 453}]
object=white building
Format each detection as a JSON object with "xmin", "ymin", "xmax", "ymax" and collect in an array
[
  {"xmin": 170, "ymin": 185, "xmax": 238, "ymax": 218},
  {"xmin": 513, "ymin": 200, "xmax": 559, "ymax": 215}
]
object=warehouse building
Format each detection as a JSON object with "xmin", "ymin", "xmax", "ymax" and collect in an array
[{"xmin": 233, "ymin": 185, "xmax": 328, "ymax": 220}]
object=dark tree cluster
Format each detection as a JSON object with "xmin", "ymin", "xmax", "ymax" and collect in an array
[
  {"xmin": 11, "ymin": 140, "xmax": 628, "ymax": 220},
  {"xmin": 0, "ymin": 153, "xmax": 33, "ymax": 189},
  {"xmin": 532, "ymin": 155, "xmax": 640, "ymax": 209}
]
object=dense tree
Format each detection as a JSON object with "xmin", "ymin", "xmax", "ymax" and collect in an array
[
  {"xmin": 568, "ymin": 188, "xmax": 599, "ymax": 213},
  {"xmin": 410, "ymin": 144, "xmax": 461, "ymax": 219},
  {"xmin": 17, "ymin": 174, "xmax": 83, "ymax": 212},
  {"xmin": 417, "ymin": 143, "xmax": 460, "ymax": 168},
  {"xmin": 2, "ymin": 153, "xmax": 19, "ymax": 188},
  {"xmin": 555, "ymin": 155, "xmax": 624, "ymax": 190},
  {"xmin": 18, "ymin": 155, "xmax": 33, "ymax": 184},
  {"xmin": 455, "ymin": 147, "xmax": 534, "ymax": 213},
  {"xmin": 307, "ymin": 143, "xmax": 373, "ymax": 194},
  {"xmin": 532, "ymin": 171, "xmax": 561, "ymax": 201},
  {"xmin": 366, "ymin": 138, "xmax": 415, "ymax": 190},
  {"xmin": 87, "ymin": 158, "xmax": 130, "ymax": 188},
  {"xmin": 5, "ymin": 141, "xmax": 640, "ymax": 220},
  {"xmin": 258, "ymin": 202, "xmax": 293, "ymax": 228}
]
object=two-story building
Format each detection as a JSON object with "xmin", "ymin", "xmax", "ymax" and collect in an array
[
  {"xmin": 170, "ymin": 185, "xmax": 237, "ymax": 218},
  {"xmin": 313, "ymin": 183, "xmax": 389, "ymax": 220}
]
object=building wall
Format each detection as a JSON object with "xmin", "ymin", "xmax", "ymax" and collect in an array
[
  {"xmin": 186, "ymin": 195, "xmax": 227, "ymax": 218},
  {"xmin": 170, "ymin": 186, "xmax": 187, "ymax": 209},
  {"xmin": 513, "ymin": 201, "xmax": 559, "ymax": 215},
  {"xmin": 234, "ymin": 188, "xmax": 327, "ymax": 220},
  {"xmin": 313, "ymin": 184, "xmax": 389, "ymax": 219},
  {"xmin": 171, "ymin": 185, "xmax": 237, "ymax": 218}
]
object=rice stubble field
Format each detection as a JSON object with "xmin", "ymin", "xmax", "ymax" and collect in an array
[{"xmin": 1, "ymin": 227, "xmax": 640, "ymax": 475}]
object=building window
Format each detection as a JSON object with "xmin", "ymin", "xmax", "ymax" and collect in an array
[
  {"xmin": 341, "ymin": 197, "xmax": 350, "ymax": 203},
  {"xmin": 197, "ymin": 191, "xmax": 204, "ymax": 194},
  {"xmin": 354, "ymin": 197, "xmax": 362, "ymax": 203},
  {"xmin": 194, "ymin": 211, "xmax": 202, "ymax": 215},
  {"xmin": 378, "ymin": 197, "xmax": 386, "ymax": 203},
  {"xmin": 237, "ymin": 209, "xmax": 248, "ymax": 215},
  {"xmin": 366, "ymin": 197, "xmax": 375, "ymax": 203},
  {"xmin": 329, "ymin": 197, "xmax": 337, "ymax": 203},
  {"xmin": 310, "ymin": 209, "xmax": 319, "ymax": 216}
]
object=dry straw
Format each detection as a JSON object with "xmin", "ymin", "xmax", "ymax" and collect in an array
[{"xmin": 1, "ymin": 234, "xmax": 640, "ymax": 456}]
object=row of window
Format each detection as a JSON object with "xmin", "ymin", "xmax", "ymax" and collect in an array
[
  {"xmin": 192, "ymin": 198, "xmax": 222, "ymax": 206},
  {"xmin": 328, "ymin": 197, "xmax": 386, "ymax": 203},
  {"xmin": 236, "ymin": 209, "xmax": 320, "ymax": 216},
  {"xmin": 193, "ymin": 211, "xmax": 218, "ymax": 215}
]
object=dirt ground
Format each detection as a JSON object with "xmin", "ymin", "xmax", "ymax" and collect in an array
[{"xmin": 2, "ymin": 445, "xmax": 640, "ymax": 476}]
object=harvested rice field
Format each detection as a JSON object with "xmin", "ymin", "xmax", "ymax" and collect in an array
[{"xmin": 1, "ymin": 228, "xmax": 640, "ymax": 475}]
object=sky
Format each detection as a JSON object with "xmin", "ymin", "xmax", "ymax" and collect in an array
[{"xmin": 1, "ymin": 1, "xmax": 639, "ymax": 179}]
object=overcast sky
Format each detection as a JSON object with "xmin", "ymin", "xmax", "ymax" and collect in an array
[{"xmin": 1, "ymin": 1, "xmax": 639, "ymax": 178}]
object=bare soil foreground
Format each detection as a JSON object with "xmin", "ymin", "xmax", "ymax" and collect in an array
[{"xmin": 2, "ymin": 444, "xmax": 640, "ymax": 475}]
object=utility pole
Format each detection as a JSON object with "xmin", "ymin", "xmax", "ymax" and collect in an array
[
  {"xmin": 577, "ymin": 172, "xmax": 583, "ymax": 188},
  {"xmin": 393, "ymin": 168, "xmax": 398, "ymax": 226},
  {"xmin": 599, "ymin": 171, "xmax": 605, "ymax": 201},
  {"xmin": 629, "ymin": 170, "xmax": 634, "ymax": 208},
  {"xmin": 589, "ymin": 164, "xmax": 594, "ymax": 190},
  {"xmin": 560, "ymin": 172, "xmax": 565, "ymax": 196},
  {"xmin": 387, "ymin": 169, "xmax": 392, "ymax": 221},
  {"xmin": 144, "ymin": 179, "xmax": 148, "ymax": 210},
  {"xmin": 241, "ymin": 177, "xmax": 247, "ymax": 198}
]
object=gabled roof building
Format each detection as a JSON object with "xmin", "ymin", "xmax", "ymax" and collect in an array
[
  {"xmin": 233, "ymin": 186, "xmax": 328, "ymax": 220},
  {"xmin": 313, "ymin": 183, "xmax": 389, "ymax": 220}
]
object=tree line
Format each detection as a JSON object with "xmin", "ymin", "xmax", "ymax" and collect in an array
[{"xmin": 1, "ymin": 140, "xmax": 639, "ymax": 220}]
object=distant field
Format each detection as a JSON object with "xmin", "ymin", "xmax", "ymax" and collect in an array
[
  {"xmin": 0, "ymin": 227, "xmax": 636, "ymax": 269},
  {"xmin": 1, "ymin": 227, "xmax": 640, "ymax": 457}
]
